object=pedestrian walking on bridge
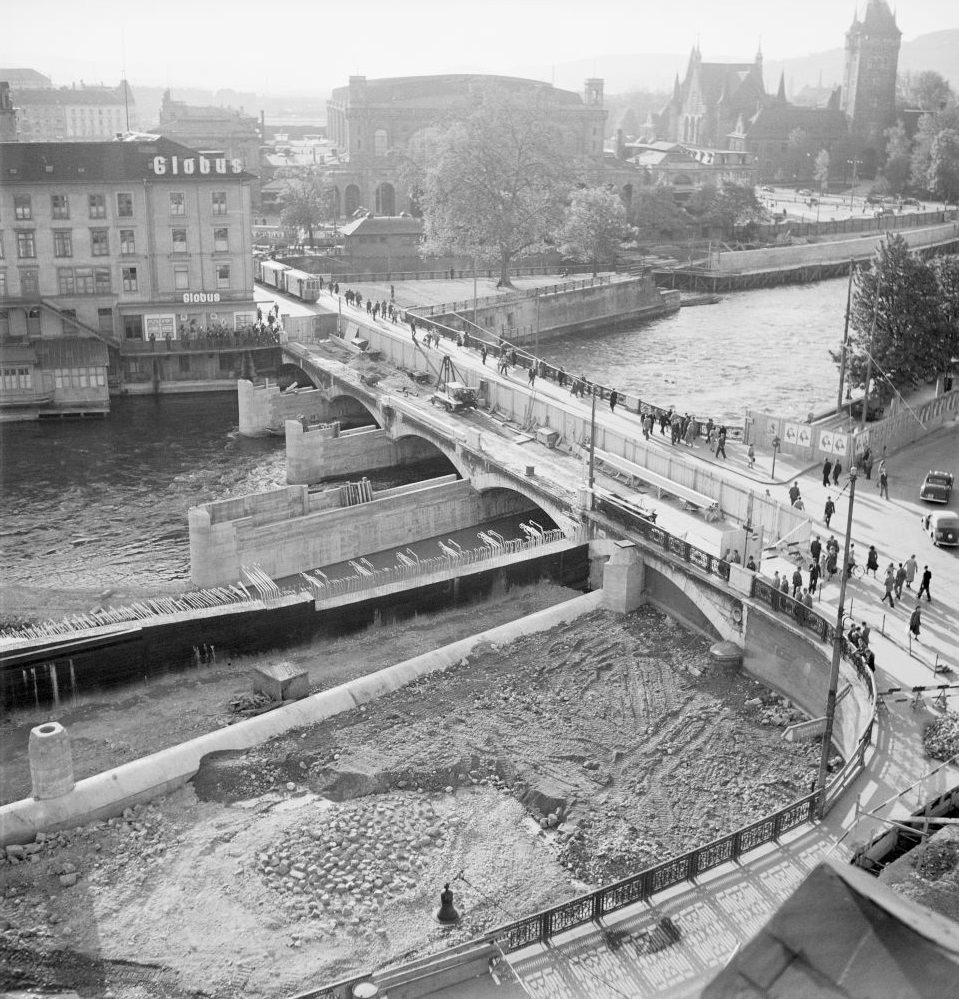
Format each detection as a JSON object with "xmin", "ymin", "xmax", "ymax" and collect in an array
[
  {"xmin": 715, "ymin": 427, "xmax": 727, "ymax": 460},
  {"xmin": 879, "ymin": 463, "xmax": 889, "ymax": 500},
  {"xmin": 822, "ymin": 458, "xmax": 833, "ymax": 487},
  {"xmin": 609, "ymin": 390, "xmax": 618, "ymax": 413},
  {"xmin": 824, "ymin": 496, "xmax": 836, "ymax": 528},
  {"xmin": 918, "ymin": 566, "xmax": 932, "ymax": 602},
  {"xmin": 881, "ymin": 565, "xmax": 896, "ymax": 607}
]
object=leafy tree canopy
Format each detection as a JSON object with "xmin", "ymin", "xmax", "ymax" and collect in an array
[
  {"xmin": 557, "ymin": 186, "xmax": 633, "ymax": 275},
  {"xmin": 415, "ymin": 86, "xmax": 576, "ymax": 285},
  {"xmin": 686, "ymin": 182, "xmax": 768, "ymax": 234},
  {"xmin": 279, "ymin": 179, "xmax": 333, "ymax": 247},
  {"xmin": 835, "ymin": 234, "xmax": 956, "ymax": 397}
]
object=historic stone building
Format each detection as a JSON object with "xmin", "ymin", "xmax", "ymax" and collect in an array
[
  {"xmin": 323, "ymin": 74, "xmax": 608, "ymax": 217},
  {"xmin": 654, "ymin": 0, "xmax": 901, "ymax": 181}
]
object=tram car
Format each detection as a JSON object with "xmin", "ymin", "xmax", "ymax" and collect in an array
[
  {"xmin": 281, "ymin": 268, "xmax": 320, "ymax": 303},
  {"xmin": 256, "ymin": 258, "xmax": 290, "ymax": 291},
  {"xmin": 253, "ymin": 258, "xmax": 321, "ymax": 303}
]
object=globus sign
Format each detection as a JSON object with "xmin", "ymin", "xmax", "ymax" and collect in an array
[
  {"xmin": 152, "ymin": 155, "xmax": 243, "ymax": 176},
  {"xmin": 182, "ymin": 292, "xmax": 221, "ymax": 303}
]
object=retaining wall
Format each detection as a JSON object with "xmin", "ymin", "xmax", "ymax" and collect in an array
[
  {"xmin": 188, "ymin": 476, "xmax": 535, "ymax": 587},
  {"xmin": 237, "ymin": 380, "xmax": 330, "ymax": 437},
  {"xmin": 714, "ymin": 221, "xmax": 959, "ymax": 274},
  {"xmin": 286, "ymin": 422, "xmax": 440, "ymax": 485}
]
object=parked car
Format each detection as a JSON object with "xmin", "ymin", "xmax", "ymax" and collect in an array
[
  {"xmin": 797, "ymin": 188, "xmax": 813, "ymax": 196},
  {"xmin": 865, "ymin": 194, "xmax": 884, "ymax": 205},
  {"xmin": 924, "ymin": 510, "xmax": 959, "ymax": 547},
  {"xmin": 875, "ymin": 207, "xmax": 896, "ymax": 217},
  {"xmin": 902, "ymin": 197, "xmax": 921, "ymax": 207},
  {"xmin": 919, "ymin": 470, "xmax": 954, "ymax": 503},
  {"xmin": 761, "ymin": 185, "xmax": 775, "ymax": 193}
]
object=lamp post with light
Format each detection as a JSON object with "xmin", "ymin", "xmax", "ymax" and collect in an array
[{"xmin": 817, "ymin": 464, "xmax": 858, "ymax": 816}]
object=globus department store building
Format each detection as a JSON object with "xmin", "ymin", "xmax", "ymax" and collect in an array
[{"xmin": 0, "ymin": 137, "xmax": 258, "ymax": 416}]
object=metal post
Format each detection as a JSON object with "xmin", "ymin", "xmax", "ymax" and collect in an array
[
  {"xmin": 860, "ymin": 277, "xmax": 881, "ymax": 435},
  {"xmin": 817, "ymin": 466, "xmax": 858, "ymax": 816},
  {"xmin": 587, "ymin": 387, "xmax": 597, "ymax": 508},
  {"xmin": 837, "ymin": 262, "xmax": 854, "ymax": 411}
]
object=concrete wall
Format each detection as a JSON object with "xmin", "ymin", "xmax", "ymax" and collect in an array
[
  {"xmin": 189, "ymin": 476, "xmax": 536, "ymax": 586},
  {"xmin": 286, "ymin": 421, "xmax": 441, "ymax": 484},
  {"xmin": 715, "ymin": 221, "xmax": 959, "ymax": 274},
  {"xmin": 237, "ymin": 379, "xmax": 331, "ymax": 437},
  {"xmin": 422, "ymin": 276, "xmax": 678, "ymax": 344}
]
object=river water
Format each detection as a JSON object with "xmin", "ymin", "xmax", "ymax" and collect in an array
[{"xmin": 0, "ymin": 278, "xmax": 850, "ymax": 598}]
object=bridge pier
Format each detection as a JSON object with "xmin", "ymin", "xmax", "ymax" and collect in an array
[
  {"xmin": 286, "ymin": 421, "xmax": 441, "ymax": 485},
  {"xmin": 237, "ymin": 379, "xmax": 332, "ymax": 437},
  {"xmin": 602, "ymin": 541, "xmax": 646, "ymax": 614}
]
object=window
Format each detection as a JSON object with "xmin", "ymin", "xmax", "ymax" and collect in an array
[
  {"xmin": 57, "ymin": 267, "xmax": 75, "ymax": 295},
  {"xmin": 51, "ymin": 194, "xmax": 70, "ymax": 219},
  {"xmin": 53, "ymin": 229, "xmax": 73, "ymax": 258},
  {"xmin": 97, "ymin": 307, "xmax": 114, "ymax": 336},
  {"xmin": 171, "ymin": 228, "xmax": 187, "ymax": 253},
  {"xmin": 122, "ymin": 266, "xmax": 138, "ymax": 292},
  {"xmin": 88, "ymin": 193, "xmax": 107, "ymax": 219},
  {"xmin": 74, "ymin": 267, "xmax": 95, "ymax": 295},
  {"xmin": 20, "ymin": 269, "xmax": 40, "ymax": 297},
  {"xmin": 123, "ymin": 315, "xmax": 143, "ymax": 340},
  {"xmin": 16, "ymin": 230, "xmax": 36, "ymax": 258},
  {"xmin": 212, "ymin": 191, "xmax": 227, "ymax": 215},
  {"xmin": 95, "ymin": 267, "xmax": 111, "ymax": 294},
  {"xmin": 90, "ymin": 229, "xmax": 109, "ymax": 256},
  {"xmin": 116, "ymin": 192, "xmax": 133, "ymax": 217},
  {"xmin": 213, "ymin": 227, "xmax": 228, "ymax": 252},
  {"xmin": 61, "ymin": 308, "xmax": 78, "ymax": 335},
  {"xmin": 0, "ymin": 232, "xmax": 4, "ymax": 259},
  {"xmin": 215, "ymin": 263, "xmax": 230, "ymax": 289},
  {"xmin": 173, "ymin": 264, "xmax": 189, "ymax": 290},
  {"xmin": 119, "ymin": 229, "xmax": 135, "ymax": 255},
  {"xmin": 52, "ymin": 367, "xmax": 106, "ymax": 389},
  {"xmin": 0, "ymin": 269, "xmax": 6, "ymax": 297},
  {"xmin": 2, "ymin": 367, "xmax": 33, "ymax": 391},
  {"xmin": 169, "ymin": 192, "xmax": 185, "ymax": 216},
  {"xmin": 14, "ymin": 195, "xmax": 31, "ymax": 220}
]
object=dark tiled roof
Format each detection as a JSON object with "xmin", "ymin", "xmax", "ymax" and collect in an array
[
  {"xmin": 744, "ymin": 105, "xmax": 848, "ymax": 140},
  {"xmin": 0, "ymin": 138, "xmax": 256, "ymax": 183}
]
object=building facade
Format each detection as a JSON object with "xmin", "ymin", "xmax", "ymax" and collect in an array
[
  {"xmin": 324, "ymin": 74, "xmax": 608, "ymax": 217},
  {"xmin": 0, "ymin": 137, "xmax": 258, "ymax": 415},
  {"xmin": 10, "ymin": 83, "xmax": 137, "ymax": 141},
  {"xmin": 654, "ymin": 0, "xmax": 901, "ymax": 181}
]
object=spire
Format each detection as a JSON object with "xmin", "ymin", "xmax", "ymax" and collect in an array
[
  {"xmin": 755, "ymin": 38, "xmax": 763, "ymax": 66},
  {"xmin": 673, "ymin": 73, "xmax": 681, "ymax": 102},
  {"xmin": 777, "ymin": 72, "xmax": 787, "ymax": 102}
]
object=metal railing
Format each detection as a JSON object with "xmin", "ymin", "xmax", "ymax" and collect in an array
[{"xmin": 302, "ymin": 529, "xmax": 576, "ymax": 601}]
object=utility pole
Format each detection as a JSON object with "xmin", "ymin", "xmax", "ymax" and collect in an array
[
  {"xmin": 817, "ymin": 466, "xmax": 858, "ymax": 816},
  {"xmin": 472, "ymin": 253, "xmax": 478, "ymax": 330},
  {"xmin": 836, "ymin": 262, "xmax": 854, "ymax": 411},
  {"xmin": 860, "ymin": 277, "xmax": 881, "ymax": 435}
]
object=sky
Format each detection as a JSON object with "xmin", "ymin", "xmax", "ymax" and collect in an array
[{"xmin": 2, "ymin": 0, "xmax": 956, "ymax": 95}]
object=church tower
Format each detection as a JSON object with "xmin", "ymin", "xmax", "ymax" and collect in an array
[{"xmin": 841, "ymin": 0, "xmax": 901, "ymax": 154}]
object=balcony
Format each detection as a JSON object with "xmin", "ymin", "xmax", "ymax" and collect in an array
[{"xmin": 119, "ymin": 332, "xmax": 281, "ymax": 355}]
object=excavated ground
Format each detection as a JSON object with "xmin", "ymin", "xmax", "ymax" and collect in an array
[{"xmin": 1, "ymin": 605, "xmax": 820, "ymax": 998}]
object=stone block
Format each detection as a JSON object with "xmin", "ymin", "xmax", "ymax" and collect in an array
[
  {"xmin": 253, "ymin": 662, "xmax": 309, "ymax": 702},
  {"xmin": 29, "ymin": 722, "xmax": 75, "ymax": 800}
]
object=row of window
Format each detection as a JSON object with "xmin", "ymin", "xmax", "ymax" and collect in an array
[
  {"xmin": 0, "ymin": 263, "xmax": 232, "ymax": 298},
  {"xmin": 3, "ymin": 226, "xmax": 230, "ymax": 260},
  {"xmin": 2, "ymin": 366, "xmax": 33, "ymax": 391},
  {"xmin": 8, "ymin": 190, "xmax": 230, "ymax": 221},
  {"xmin": 53, "ymin": 367, "xmax": 108, "ymax": 389}
]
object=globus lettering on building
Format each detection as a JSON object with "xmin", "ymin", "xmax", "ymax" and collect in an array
[
  {"xmin": 151, "ymin": 155, "xmax": 243, "ymax": 176},
  {"xmin": 183, "ymin": 292, "xmax": 221, "ymax": 304}
]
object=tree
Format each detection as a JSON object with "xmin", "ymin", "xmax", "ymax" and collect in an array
[
  {"xmin": 556, "ymin": 186, "xmax": 633, "ymax": 275},
  {"xmin": 685, "ymin": 182, "xmax": 767, "ymax": 235},
  {"xmin": 279, "ymin": 179, "xmax": 332, "ymax": 248},
  {"xmin": 631, "ymin": 187, "xmax": 693, "ymax": 243},
  {"xmin": 813, "ymin": 150, "xmax": 830, "ymax": 192},
  {"xmin": 784, "ymin": 128, "xmax": 815, "ymax": 181},
  {"xmin": 910, "ymin": 101, "xmax": 959, "ymax": 195},
  {"xmin": 926, "ymin": 129, "xmax": 959, "ymax": 204},
  {"xmin": 929, "ymin": 256, "xmax": 959, "ymax": 375},
  {"xmin": 905, "ymin": 70, "xmax": 953, "ymax": 112},
  {"xmin": 834, "ymin": 234, "xmax": 943, "ymax": 397},
  {"xmin": 881, "ymin": 121, "xmax": 911, "ymax": 194},
  {"xmin": 416, "ymin": 86, "xmax": 576, "ymax": 286}
]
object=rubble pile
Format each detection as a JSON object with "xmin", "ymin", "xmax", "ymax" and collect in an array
[
  {"xmin": 923, "ymin": 711, "xmax": 959, "ymax": 761},
  {"xmin": 254, "ymin": 797, "xmax": 455, "ymax": 928}
]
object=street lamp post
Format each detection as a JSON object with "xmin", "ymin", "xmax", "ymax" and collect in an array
[
  {"xmin": 817, "ymin": 465, "xmax": 858, "ymax": 816},
  {"xmin": 771, "ymin": 435, "xmax": 781, "ymax": 479}
]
